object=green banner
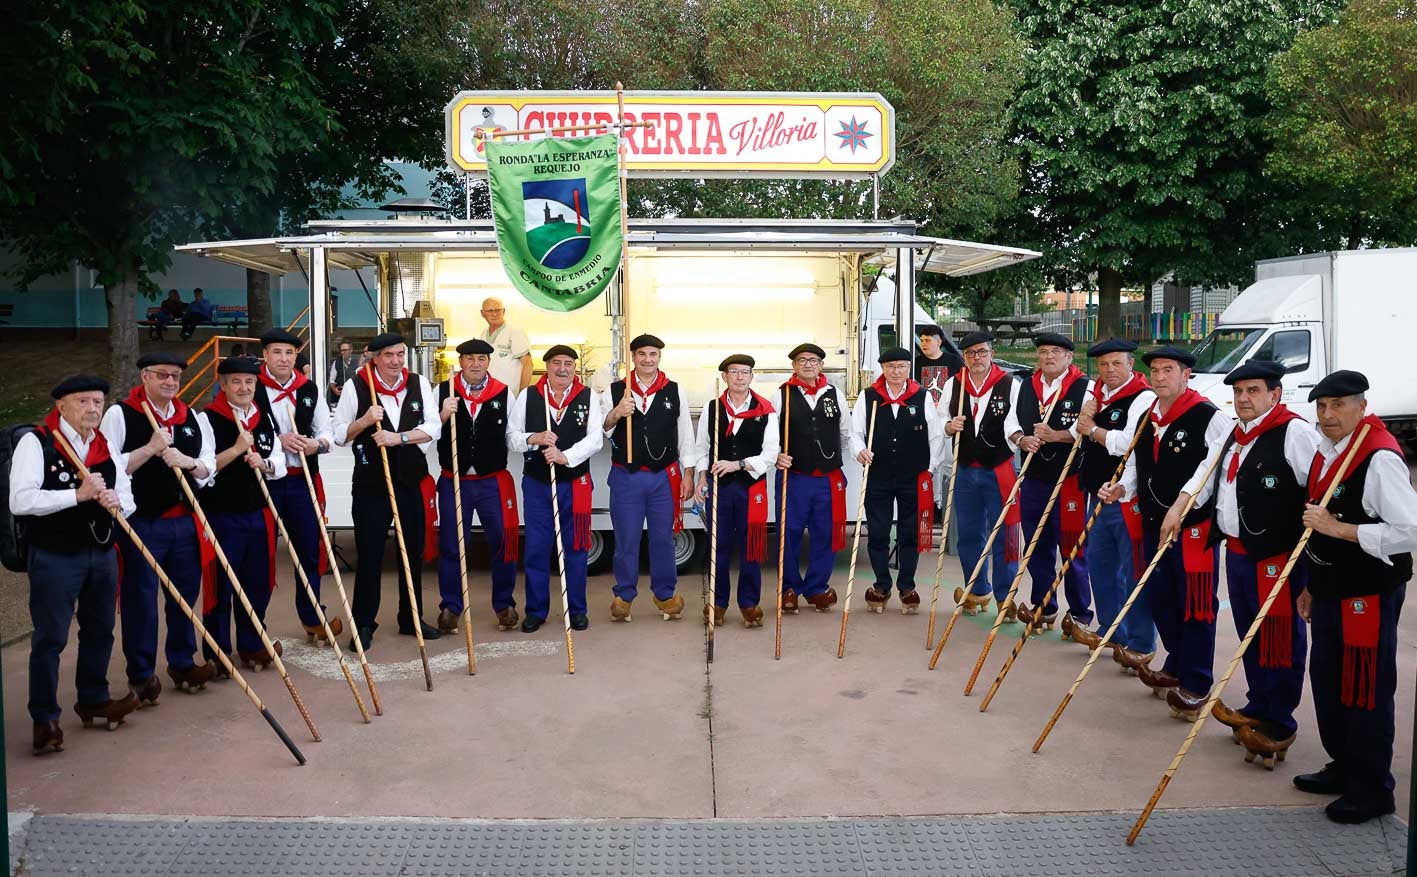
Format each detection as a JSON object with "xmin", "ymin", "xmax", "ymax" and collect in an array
[{"xmin": 487, "ymin": 133, "xmax": 623, "ymax": 312}]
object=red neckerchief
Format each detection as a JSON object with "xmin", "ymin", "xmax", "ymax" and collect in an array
[
  {"xmin": 1094, "ymin": 372, "xmax": 1149, "ymax": 404},
  {"xmin": 630, "ymin": 370, "xmax": 670, "ymax": 410},
  {"xmin": 454, "ymin": 372, "xmax": 506, "ymax": 421},
  {"xmin": 1031, "ymin": 364, "xmax": 1084, "ymax": 409},
  {"xmin": 537, "ymin": 375, "xmax": 586, "ymax": 421},
  {"xmin": 1151, "ymin": 388, "xmax": 1207, "ymax": 456},
  {"xmin": 123, "ymin": 386, "xmax": 189, "ymax": 429},
  {"xmin": 1226, "ymin": 403, "xmax": 1300, "ymax": 482},
  {"xmin": 784, "ymin": 373, "xmax": 828, "ymax": 397},
  {"xmin": 721, "ymin": 391, "xmax": 776, "ymax": 434},
  {"xmin": 363, "ymin": 367, "xmax": 409, "ymax": 401},
  {"xmin": 871, "ymin": 375, "xmax": 921, "ymax": 407},
  {"xmin": 205, "ymin": 393, "xmax": 263, "ymax": 432},
  {"xmin": 259, "ymin": 365, "xmax": 308, "ymax": 407},
  {"xmin": 42, "ymin": 408, "xmax": 112, "ymax": 468},
  {"xmin": 1307, "ymin": 414, "xmax": 1403, "ymax": 502},
  {"xmin": 963, "ymin": 365, "xmax": 1009, "ymax": 421}
]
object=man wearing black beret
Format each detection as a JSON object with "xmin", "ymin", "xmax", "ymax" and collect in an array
[
  {"xmin": 1293, "ymin": 370, "xmax": 1417, "ymax": 822},
  {"xmin": 600, "ymin": 333, "xmax": 696, "ymax": 623},
  {"xmin": 12, "ymin": 376, "xmax": 139, "ymax": 754}
]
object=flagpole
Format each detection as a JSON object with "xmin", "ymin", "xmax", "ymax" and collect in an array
[{"xmin": 615, "ymin": 81, "xmax": 633, "ymax": 464}]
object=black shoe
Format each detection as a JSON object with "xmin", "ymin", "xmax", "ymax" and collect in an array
[
  {"xmin": 1294, "ymin": 763, "xmax": 1345, "ymax": 795},
  {"xmin": 1325, "ymin": 795, "xmax": 1395, "ymax": 824},
  {"xmin": 398, "ymin": 620, "xmax": 442, "ymax": 640},
  {"xmin": 347, "ymin": 626, "xmax": 374, "ymax": 652},
  {"xmin": 521, "ymin": 616, "xmax": 545, "ymax": 633},
  {"xmin": 570, "ymin": 613, "xmax": 589, "ymax": 631}
]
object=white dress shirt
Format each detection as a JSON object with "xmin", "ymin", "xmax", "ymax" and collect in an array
[
  {"xmin": 1003, "ymin": 372, "xmax": 1097, "ymax": 452},
  {"xmin": 598, "ymin": 373, "xmax": 696, "ymax": 467},
  {"xmin": 1092, "ymin": 383, "xmax": 1157, "ymax": 457},
  {"xmin": 850, "ymin": 383, "xmax": 946, "ymax": 471},
  {"xmin": 332, "ymin": 371, "xmax": 442, "ymax": 447},
  {"xmin": 783, "ymin": 381, "xmax": 854, "ymax": 453},
  {"xmin": 197, "ymin": 404, "xmax": 289, "ymax": 481},
  {"xmin": 692, "ymin": 393, "xmax": 782, "ymax": 477},
  {"xmin": 1313, "ymin": 430, "xmax": 1417, "ymax": 563},
  {"xmin": 261, "ymin": 374, "xmax": 333, "ymax": 471},
  {"xmin": 507, "ymin": 382, "xmax": 604, "ymax": 469},
  {"xmin": 9, "ymin": 418, "xmax": 136, "ymax": 519},
  {"xmin": 1117, "ymin": 404, "xmax": 1234, "ymax": 502},
  {"xmin": 1205, "ymin": 414, "xmax": 1320, "ymax": 538},
  {"xmin": 941, "ymin": 369, "xmax": 1023, "ymax": 439},
  {"xmin": 445, "ymin": 375, "xmax": 515, "ymax": 477},
  {"xmin": 100, "ymin": 399, "xmax": 217, "ymax": 488}
]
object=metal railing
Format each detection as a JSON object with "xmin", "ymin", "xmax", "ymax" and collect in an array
[{"xmin": 177, "ymin": 308, "xmax": 312, "ymax": 406}]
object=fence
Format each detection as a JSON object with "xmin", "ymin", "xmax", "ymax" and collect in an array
[{"xmin": 941, "ymin": 306, "xmax": 1221, "ymax": 349}]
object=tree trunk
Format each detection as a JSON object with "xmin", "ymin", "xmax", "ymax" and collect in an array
[
  {"xmin": 1096, "ymin": 266, "xmax": 1123, "ymax": 339},
  {"xmin": 104, "ymin": 273, "xmax": 140, "ymax": 391},
  {"xmin": 247, "ymin": 267, "xmax": 273, "ymax": 335},
  {"xmin": 1346, "ymin": 214, "xmax": 1364, "ymax": 251}
]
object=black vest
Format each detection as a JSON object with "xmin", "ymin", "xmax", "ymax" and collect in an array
[
  {"xmin": 778, "ymin": 384, "xmax": 844, "ymax": 474},
  {"xmin": 523, "ymin": 384, "xmax": 593, "ymax": 484},
  {"xmin": 1306, "ymin": 449, "xmax": 1414, "ymax": 599},
  {"xmin": 949, "ymin": 376, "xmax": 1013, "ymax": 469},
  {"xmin": 253, "ymin": 377, "xmax": 322, "ymax": 477},
  {"xmin": 1206, "ymin": 422, "xmax": 1307, "ymax": 558},
  {"xmin": 350, "ymin": 373, "xmax": 429, "ymax": 493},
  {"xmin": 1134, "ymin": 401, "xmax": 1218, "ymax": 527},
  {"xmin": 331, "ymin": 356, "xmax": 355, "ymax": 387},
  {"xmin": 436, "ymin": 380, "xmax": 511, "ymax": 476},
  {"xmin": 200, "ymin": 406, "xmax": 279, "ymax": 513},
  {"xmin": 1078, "ymin": 387, "xmax": 1149, "ymax": 494},
  {"xmin": 116, "ymin": 401, "xmax": 205, "ymax": 517},
  {"xmin": 706, "ymin": 398, "xmax": 770, "ymax": 488},
  {"xmin": 609, "ymin": 378, "xmax": 681, "ymax": 472},
  {"xmin": 1016, "ymin": 374, "xmax": 1090, "ymax": 483},
  {"xmin": 19, "ymin": 428, "xmax": 117, "ymax": 552},
  {"xmin": 864, "ymin": 386, "xmax": 931, "ymax": 477}
]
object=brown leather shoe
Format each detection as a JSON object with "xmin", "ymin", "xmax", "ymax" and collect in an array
[
  {"xmin": 1211, "ymin": 698, "xmax": 1261, "ymax": 736},
  {"xmin": 864, "ymin": 587, "xmax": 890, "ymax": 613},
  {"xmin": 436, "ymin": 607, "xmax": 460, "ymax": 634},
  {"xmin": 496, "ymin": 606, "xmax": 521, "ymax": 631},
  {"xmin": 168, "ymin": 662, "xmax": 214, "ymax": 693},
  {"xmin": 134, "ymin": 674, "xmax": 162, "ymax": 706},
  {"xmin": 653, "ymin": 593, "xmax": 685, "ymax": 620},
  {"xmin": 74, "ymin": 690, "xmax": 140, "ymax": 730},
  {"xmin": 899, "ymin": 590, "xmax": 921, "ymax": 615},
  {"xmin": 304, "ymin": 616, "xmax": 345, "ymax": 644},
  {"xmin": 953, "ymin": 587, "xmax": 991, "ymax": 615},
  {"xmin": 1237, "ymin": 725, "xmax": 1296, "ymax": 770},
  {"xmin": 780, "ymin": 588, "xmax": 800, "ymax": 614},
  {"xmin": 1138, "ymin": 664, "xmax": 1180, "ymax": 698},
  {"xmin": 1166, "ymin": 687, "xmax": 1205, "ymax": 720},
  {"xmin": 1112, "ymin": 646, "xmax": 1154, "ymax": 676},
  {"xmin": 1000, "ymin": 600, "xmax": 1017, "ymax": 623},
  {"xmin": 239, "ymin": 639, "xmax": 282, "ymax": 671},
  {"xmin": 740, "ymin": 605, "xmax": 764, "ymax": 628},
  {"xmin": 703, "ymin": 603, "xmax": 727, "ymax": 626},
  {"xmin": 33, "ymin": 720, "xmax": 63, "ymax": 756},
  {"xmin": 1062, "ymin": 614, "xmax": 1103, "ymax": 648},
  {"xmin": 806, "ymin": 588, "xmax": 838, "ymax": 612}
]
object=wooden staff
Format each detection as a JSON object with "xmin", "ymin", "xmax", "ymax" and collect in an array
[
  {"xmin": 287, "ymin": 410, "xmax": 382, "ymax": 715},
  {"xmin": 1032, "ymin": 446, "xmax": 1226, "ymax": 753},
  {"xmin": 1127, "ymin": 422, "xmax": 1371, "ymax": 845},
  {"xmin": 925, "ymin": 371, "xmax": 967, "ymax": 649},
  {"xmin": 979, "ymin": 412, "xmax": 1149, "ymax": 711},
  {"xmin": 836, "ymin": 402, "xmax": 879, "ymax": 658},
  {"xmin": 707, "ymin": 378, "xmax": 720, "ymax": 663},
  {"xmin": 363, "ymin": 363, "xmax": 433, "ymax": 692},
  {"xmin": 547, "ymin": 458, "xmax": 577, "ymax": 674},
  {"xmin": 773, "ymin": 380, "xmax": 791, "ymax": 660},
  {"xmin": 50, "ymin": 430, "xmax": 306, "ymax": 765},
  {"xmin": 927, "ymin": 391, "xmax": 1065, "ymax": 670},
  {"xmin": 447, "ymin": 378, "xmax": 477, "ymax": 675},
  {"xmin": 139, "ymin": 401, "xmax": 321, "ymax": 742},
  {"xmin": 616, "ymin": 81, "xmax": 633, "ymax": 464}
]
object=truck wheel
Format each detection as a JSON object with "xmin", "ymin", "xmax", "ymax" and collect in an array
[
  {"xmin": 674, "ymin": 530, "xmax": 704, "ymax": 573},
  {"xmin": 586, "ymin": 530, "xmax": 613, "ymax": 575}
]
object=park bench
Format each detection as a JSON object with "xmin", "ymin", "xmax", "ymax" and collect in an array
[{"xmin": 139, "ymin": 304, "xmax": 249, "ymax": 338}]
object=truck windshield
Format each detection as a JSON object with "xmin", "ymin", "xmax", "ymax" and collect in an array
[{"xmin": 1191, "ymin": 328, "xmax": 1265, "ymax": 375}]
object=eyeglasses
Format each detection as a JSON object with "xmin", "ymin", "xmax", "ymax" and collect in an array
[
  {"xmin": 794, "ymin": 357, "xmax": 822, "ymax": 366},
  {"xmin": 481, "ymin": 308, "xmax": 505, "ymax": 314},
  {"xmin": 143, "ymin": 368, "xmax": 182, "ymax": 382},
  {"xmin": 725, "ymin": 369, "xmax": 753, "ymax": 377},
  {"xmin": 963, "ymin": 349, "xmax": 992, "ymax": 359}
]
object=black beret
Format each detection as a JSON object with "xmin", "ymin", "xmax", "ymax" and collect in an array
[
  {"xmin": 1033, "ymin": 332, "xmax": 1075, "ymax": 352},
  {"xmin": 217, "ymin": 356, "xmax": 262, "ymax": 376},
  {"xmin": 1140, "ymin": 346, "xmax": 1197, "ymax": 368},
  {"xmin": 50, "ymin": 374, "xmax": 109, "ymax": 399},
  {"xmin": 718, "ymin": 354, "xmax": 756, "ymax": 371},
  {"xmin": 1224, "ymin": 359, "xmax": 1285, "ymax": 386},
  {"xmin": 959, "ymin": 331, "xmax": 994, "ymax": 351},
  {"xmin": 1308, "ymin": 369, "xmax": 1369, "ymax": 402},
  {"xmin": 259, "ymin": 328, "xmax": 301, "ymax": 348},
  {"xmin": 629, "ymin": 334, "xmax": 664, "ymax": 351},
  {"xmin": 137, "ymin": 351, "xmax": 188, "ymax": 370},
  {"xmin": 1087, "ymin": 338, "xmax": 1138, "ymax": 358},
  {"xmin": 456, "ymin": 339, "xmax": 495, "ymax": 356},
  {"xmin": 368, "ymin": 332, "xmax": 405, "ymax": 352},
  {"xmin": 917, "ymin": 325, "xmax": 945, "ymax": 339},
  {"xmin": 788, "ymin": 343, "xmax": 827, "ymax": 361},
  {"xmin": 878, "ymin": 346, "xmax": 912, "ymax": 364},
  {"xmin": 542, "ymin": 345, "xmax": 578, "ymax": 362}
]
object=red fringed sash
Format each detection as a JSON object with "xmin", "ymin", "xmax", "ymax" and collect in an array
[
  {"xmin": 747, "ymin": 479, "xmax": 769, "ymax": 562},
  {"xmin": 917, "ymin": 472, "xmax": 935, "ymax": 552},
  {"xmin": 313, "ymin": 472, "xmax": 330, "ymax": 576},
  {"xmin": 993, "ymin": 460, "xmax": 1022, "ymax": 562},
  {"xmin": 439, "ymin": 469, "xmax": 520, "ymax": 562},
  {"xmin": 1255, "ymin": 551, "xmax": 1294, "ymax": 669},
  {"xmin": 666, "ymin": 462, "xmax": 684, "ymax": 534},
  {"xmin": 1341, "ymin": 595, "xmax": 1380, "ymax": 710},
  {"xmin": 420, "ymin": 475, "xmax": 438, "ymax": 563},
  {"xmin": 572, "ymin": 473, "xmax": 592, "ymax": 550},
  {"xmin": 828, "ymin": 470, "xmax": 848, "ymax": 552},
  {"xmin": 1122, "ymin": 498, "xmax": 1145, "ymax": 573},
  {"xmin": 263, "ymin": 507, "xmax": 278, "ymax": 593},
  {"xmin": 1059, "ymin": 476, "xmax": 1087, "ymax": 560},
  {"xmin": 1180, "ymin": 520, "xmax": 1214, "ymax": 622}
]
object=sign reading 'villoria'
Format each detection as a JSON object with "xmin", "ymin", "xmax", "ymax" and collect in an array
[{"xmin": 486, "ymin": 134, "xmax": 624, "ymax": 313}]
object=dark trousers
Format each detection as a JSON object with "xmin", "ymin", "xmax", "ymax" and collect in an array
[
  {"xmin": 268, "ymin": 473, "xmax": 324, "ymax": 627},
  {"xmin": 1309, "ymin": 586, "xmax": 1404, "ymax": 809},
  {"xmin": 776, "ymin": 470, "xmax": 837, "ymax": 598},
  {"xmin": 120, "ymin": 514, "xmax": 202, "ymax": 682},
  {"xmin": 522, "ymin": 476, "xmax": 588, "ymax": 621},
  {"xmin": 1144, "ymin": 525, "xmax": 1218, "ymax": 695},
  {"xmin": 865, "ymin": 470, "xmax": 921, "ymax": 593},
  {"xmin": 1087, "ymin": 502, "xmax": 1153, "ymax": 652},
  {"xmin": 28, "ymin": 544, "xmax": 117, "ymax": 722},
  {"xmin": 202, "ymin": 511, "xmax": 273, "ymax": 658},
  {"xmin": 351, "ymin": 482, "xmax": 427, "ymax": 632},
  {"xmin": 955, "ymin": 463, "xmax": 1018, "ymax": 602},
  {"xmin": 1226, "ymin": 548, "xmax": 1308, "ymax": 736},
  {"xmin": 608, "ymin": 466, "xmax": 679, "ymax": 602},
  {"xmin": 436, "ymin": 474, "xmax": 517, "ymax": 615},
  {"xmin": 705, "ymin": 479, "xmax": 762, "ymax": 609},
  {"xmin": 1020, "ymin": 476, "xmax": 1092, "ymax": 622}
]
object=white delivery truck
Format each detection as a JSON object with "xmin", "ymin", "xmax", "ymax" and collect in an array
[{"xmin": 1188, "ymin": 248, "xmax": 1417, "ymax": 440}]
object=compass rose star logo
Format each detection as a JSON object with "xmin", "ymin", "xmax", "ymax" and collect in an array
[{"xmin": 834, "ymin": 116, "xmax": 873, "ymax": 153}]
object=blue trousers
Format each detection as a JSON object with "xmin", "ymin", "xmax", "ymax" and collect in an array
[
  {"xmin": 267, "ymin": 473, "xmax": 324, "ymax": 627},
  {"xmin": 955, "ymin": 464, "xmax": 1017, "ymax": 602},
  {"xmin": 1309, "ymin": 586, "xmax": 1403, "ymax": 810},
  {"xmin": 1144, "ymin": 526, "xmax": 1217, "ymax": 695},
  {"xmin": 608, "ymin": 466, "xmax": 679, "ymax": 602},
  {"xmin": 120, "ymin": 514, "xmax": 202, "ymax": 683},
  {"xmin": 28, "ymin": 544, "xmax": 117, "ymax": 722},
  {"xmin": 1020, "ymin": 476, "xmax": 1092, "ymax": 621},
  {"xmin": 437, "ymin": 474, "xmax": 517, "ymax": 614},
  {"xmin": 865, "ymin": 470, "xmax": 921, "ymax": 593},
  {"xmin": 775, "ymin": 470, "xmax": 836, "ymax": 598},
  {"xmin": 705, "ymin": 480, "xmax": 762, "ymax": 608},
  {"xmin": 1087, "ymin": 502, "xmax": 1154, "ymax": 652},
  {"xmin": 1226, "ymin": 548, "xmax": 1307, "ymax": 736},
  {"xmin": 522, "ymin": 476, "xmax": 588, "ymax": 621},
  {"xmin": 202, "ymin": 511, "xmax": 273, "ymax": 658}
]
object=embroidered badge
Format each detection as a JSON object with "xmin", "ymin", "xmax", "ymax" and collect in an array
[
  {"xmin": 303, "ymin": 397, "xmax": 313, "ymax": 408},
  {"xmin": 58, "ymin": 471, "xmax": 71, "ymax": 483},
  {"xmin": 411, "ymin": 401, "xmax": 421, "ymax": 412},
  {"xmin": 1189, "ymin": 526, "xmax": 1200, "ymax": 538},
  {"xmin": 1265, "ymin": 563, "xmax": 1279, "ymax": 576},
  {"xmin": 1262, "ymin": 475, "xmax": 1277, "ymax": 489},
  {"xmin": 1173, "ymin": 429, "xmax": 1187, "ymax": 442},
  {"xmin": 492, "ymin": 400, "xmax": 501, "ymax": 410},
  {"xmin": 1352, "ymin": 598, "xmax": 1366, "ymax": 614},
  {"xmin": 182, "ymin": 426, "xmax": 194, "ymax": 437},
  {"xmin": 1333, "ymin": 484, "xmax": 1346, "ymax": 498},
  {"xmin": 908, "ymin": 405, "xmax": 917, "ymax": 416},
  {"xmin": 1063, "ymin": 400, "xmax": 1074, "ymax": 410},
  {"xmin": 1109, "ymin": 409, "xmax": 1122, "ymax": 421},
  {"xmin": 506, "ymin": 499, "xmax": 514, "ymax": 509},
  {"xmin": 1066, "ymin": 500, "xmax": 1077, "ymax": 512}
]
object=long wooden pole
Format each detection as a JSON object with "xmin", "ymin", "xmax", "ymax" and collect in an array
[
  {"xmin": 547, "ymin": 460, "xmax": 577, "ymax": 674},
  {"xmin": 139, "ymin": 401, "xmax": 321, "ymax": 742},
  {"xmin": 616, "ymin": 82, "xmax": 633, "ymax": 465},
  {"xmin": 447, "ymin": 378, "xmax": 477, "ymax": 675},
  {"xmin": 363, "ymin": 363, "xmax": 433, "ymax": 692},
  {"xmin": 708, "ymin": 379, "xmax": 720, "ymax": 663},
  {"xmin": 773, "ymin": 382, "xmax": 791, "ymax": 659},
  {"xmin": 1032, "ymin": 446, "xmax": 1226, "ymax": 753},
  {"xmin": 926, "ymin": 371, "xmax": 967, "ymax": 649},
  {"xmin": 1127, "ymin": 422, "xmax": 1371, "ymax": 845},
  {"xmin": 51, "ymin": 430, "xmax": 305, "ymax": 765},
  {"xmin": 836, "ymin": 403, "xmax": 879, "ymax": 658},
  {"xmin": 979, "ymin": 413, "xmax": 1149, "ymax": 711}
]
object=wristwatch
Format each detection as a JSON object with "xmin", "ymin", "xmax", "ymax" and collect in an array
[
  {"xmin": 400, "ymin": 432, "xmax": 409, "ymax": 445},
  {"xmin": 738, "ymin": 459, "xmax": 746, "ymax": 471}
]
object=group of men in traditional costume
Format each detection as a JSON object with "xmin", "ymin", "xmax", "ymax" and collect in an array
[{"xmin": 13, "ymin": 323, "xmax": 1415, "ymax": 825}]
